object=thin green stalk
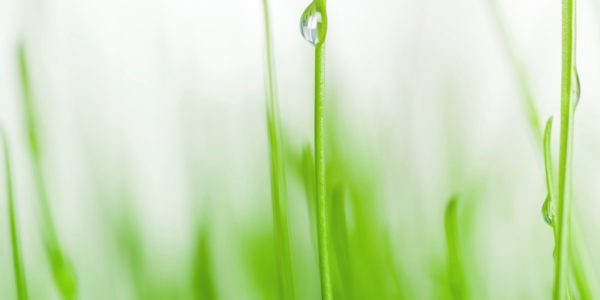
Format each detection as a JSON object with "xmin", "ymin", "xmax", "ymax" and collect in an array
[
  {"xmin": 2, "ymin": 130, "xmax": 29, "ymax": 300},
  {"xmin": 261, "ymin": 1, "xmax": 296, "ymax": 299},
  {"xmin": 313, "ymin": 0, "xmax": 332, "ymax": 298},
  {"xmin": 554, "ymin": 0, "xmax": 576, "ymax": 298},
  {"xmin": 17, "ymin": 43, "xmax": 77, "ymax": 299}
]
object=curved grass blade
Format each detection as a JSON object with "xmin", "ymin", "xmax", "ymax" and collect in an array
[
  {"xmin": 543, "ymin": 117, "xmax": 597, "ymax": 299},
  {"xmin": 17, "ymin": 42, "xmax": 77, "ymax": 299},
  {"xmin": 2, "ymin": 129, "xmax": 29, "ymax": 300}
]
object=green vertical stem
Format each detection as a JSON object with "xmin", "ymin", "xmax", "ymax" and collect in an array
[
  {"xmin": 261, "ymin": 1, "xmax": 296, "ymax": 299},
  {"xmin": 2, "ymin": 130, "xmax": 29, "ymax": 300},
  {"xmin": 314, "ymin": 0, "xmax": 332, "ymax": 298},
  {"xmin": 554, "ymin": 0, "xmax": 576, "ymax": 298}
]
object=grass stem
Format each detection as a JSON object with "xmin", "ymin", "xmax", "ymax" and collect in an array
[
  {"xmin": 313, "ymin": 0, "xmax": 333, "ymax": 298},
  {"xmin": 554, "ymin": 0, "xmax": 576, "ymax": 298},
  {"xmin": 261, "ymin": 1, "xmax": 296, "ymax": 299}
]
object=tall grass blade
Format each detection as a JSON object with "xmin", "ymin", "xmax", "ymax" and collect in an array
[
  {"xmin": 312, "ymin": 0, "xmax": 332, "ymax": 298},
  {"xmin": 17, "ymin": 42, "xmax": 77, "ymax": 299},
  {"xmin": 261, "ymin": 1, "xmax": 296, "ymax": 298},
  {"xmin": 553, "ymin": 0, "xmax": 577, "ymax": 297},
  {"xmin": 192, "ymin": 223, "xmax": 217, "ymax": 300},
  {"xmin": 2, "ymin": 130, "xmax": 29, "ymax": 300}
]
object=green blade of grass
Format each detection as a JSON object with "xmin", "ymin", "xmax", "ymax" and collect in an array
[
  {"xmin": 261, "ymin": 1, "xmax": 296, "ymax": 299},
  {"xmin": 543, "ymin": 117, "xmax": 556, "ymax": 240},
  {"xmin": 2, "ymin": 129, "xmax": 29, "ymax": 300},
  {"xmin": 192, "ymin": 223, "xmax": 217, "ymax": 300},
  {"xmin": 542, "ymin": 117, "xmax": 597, "ymax": 299},
  {"xmin": 311, "ymin": 1, "xmax": 333, "ymax": 299},
  {"xmin": 445, "ymin": 196, "xmax": 466, "ymax": 299},
  {"xmin": 17, "ymin": 42, "xmax": 77, "ymax": 299},
  {"xmin": 569, "ymin": 218, "xmax": 599, "ymax": 299},
  {"xmin": 554, "ymin": 0, "xmax": 576, "ymax": 297}
]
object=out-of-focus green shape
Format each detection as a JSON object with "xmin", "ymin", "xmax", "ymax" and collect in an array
[
  {"xmin": 243, "ymin": 228, "xmax": 278, "ymax": 300},
  {"xmin": 114, "ymin": 205, "xmax": 145, "ymax": 298},
  {"xmin": 17, "ymin": 42, "xmax": 77, "ymax": 299},
  {"xmin": 191, "ymin": 223, "xmax": 217, "ymax": 300},
  {"xmin": 261, "ymin": 1, "xmax": 296, "ymax": 299},
  {"xmin": 445, "ymin": 197, "xmax": 466, "ymax": 299},
  {"xmin": 2, "ymin": 129, "xmax": 29, "ymax": 300},
  {"xmin": 329, "ymin": 183, "xmax": 355, "ymax": 300},
  {"xmin": 487, "ymin": 0, "xmax": 542, "ymax": 140},
  {"xmin": 324, "ymin": 116, "xmax": 407, "ymax": 300}
]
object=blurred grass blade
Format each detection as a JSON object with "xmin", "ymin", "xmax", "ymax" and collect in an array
[
  {"xmin": 569, "ymin": 219, "xmax": 599, "ymax": 299},
  {"xmin": 487, "ymin": 0, "xmax": 542, "ymax": 139},
  {"xmin": 18, "ymin": 42, "xmax": 78, "ymax": 299},
  {"xmin": 2, "ymin": 129, "xmax": 29, "ymax": 300},
  {"xmin": 192, "ymin": 223, "xmax": 217, "ymax": 300},
  {"xmin": 445, "ymin": 197, "xmax": 466, "ymax": 299},
  {"xmin": 261, "ymin": 1, "xmax": 296, "ymax": 298},
  {"xmin": 329, "ymin": 183, "xmax": 354, "ymax": 300}
]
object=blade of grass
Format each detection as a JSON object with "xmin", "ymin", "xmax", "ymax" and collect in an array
[
  {"xmin": 568, "ymin": 217, "xmax": 599, "ymax": 299},
  {"xmin": 554, "ymin": 0, "xmax": 576, "ymax": 297},
  {"xmin": 445, "ymin": 196, "xmax": 466, "ymax": 299},
  {"xmin": 261, "ymin": 1, "xmax": 296, "ymax": 299},
  {"xmin": 17, "ymin": 42, "xmax": 77, "ymax": 299},
  {"xmin": 2, "ymin": 129, "xmax": 29, "ymax": 300},
  {"xmin": 543, "ymin": 117, "xmax": 557, "ymax": 239},
  {"xmin": 329, "ymin": 183, "xmax": 354, "ymax": 300},
  {"xmin": 543, "ymin": 117, "xmax": 597, "ymax": 299},
  {"xmin": 312, "ymin": 0, "xmax": 332, "ymax": 298},
  {"xmin": 489, "ymin": 2, "xmax": 594, "ymax": 295},
  {"xmin": 192, "ymin": 223, "xmax": 217, "ymax": 300}
]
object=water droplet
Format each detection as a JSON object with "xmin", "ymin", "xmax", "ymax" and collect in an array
[
  {"xmin": 300, "ymin": 2, "xmax": 327, "ymax": 46},
  {"xmin": 542, "ymin": 195, "xmax": 555, "ymax": 226},
  {"xmin": 572, "ymin": 67, "xmax": 581, "ymax": 108}
]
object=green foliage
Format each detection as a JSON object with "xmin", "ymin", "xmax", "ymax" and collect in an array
[{"xmin": 2, "ymin": 130, "xmax": 29, "ymax": 300}]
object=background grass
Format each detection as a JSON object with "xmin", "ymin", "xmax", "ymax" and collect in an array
[{"xmin": 1, "ymin": 0, "xmax": 600, "ymax": 299}]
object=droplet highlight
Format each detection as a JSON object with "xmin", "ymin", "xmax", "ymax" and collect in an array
[
  {"xmin": 542, "ymin": 195, "xmax": 555, "ymax": 226},
  {"xmin": 300, "ymin": 2, "xmax": 327, "ymax": 46},
  {"xmin": 572, "ymin": 67, "xmax": 581, "ymax": 109}
]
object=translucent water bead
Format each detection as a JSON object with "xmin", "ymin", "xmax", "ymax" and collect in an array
[{"xmin": 300, "ymin": 2, "xmax": 327, "ymax": 46}]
